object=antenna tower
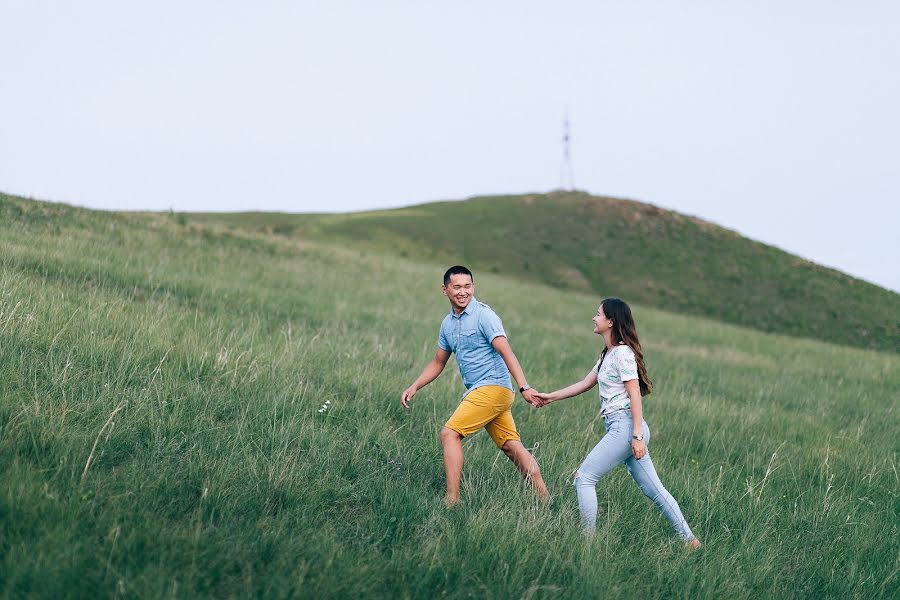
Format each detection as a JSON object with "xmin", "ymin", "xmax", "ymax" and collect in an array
[{"xmin": 560, "ymin": 110, "xmax": 575, "ymax": 190}]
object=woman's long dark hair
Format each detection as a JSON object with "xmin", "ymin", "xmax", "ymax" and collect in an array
[{"xmin": 598, "ymin": 298, "xmax": 653, "ymax": 396}]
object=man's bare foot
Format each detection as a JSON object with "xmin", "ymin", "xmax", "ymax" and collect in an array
[
  {"xmin": 443, "ymin": 495, "xmax": 460, "ymax": 507},
  {"xmin": 686, "ymin": 538, "xmax": 702, "ymax": 551}
]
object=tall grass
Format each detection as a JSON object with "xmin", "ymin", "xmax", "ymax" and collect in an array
[{"xmin": 1, "ymin": 195, "xmax": 898, "ymax": 598}]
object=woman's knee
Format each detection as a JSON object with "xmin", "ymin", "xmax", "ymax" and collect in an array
[
  {"xmin": 629, "ymin": 461, "xmax": 668, "ymax": 501},
  {"xmin": 634, "ymin": 475, "xmax": 670, "ymax": 504},
  {"xmin": 573, "ymin": 468, "xmax": 597, "ymax": 488}
]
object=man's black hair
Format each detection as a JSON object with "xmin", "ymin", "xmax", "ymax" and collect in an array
[{"xmin": 443, "ymin": 265, "xmax": 474, "ymax": 285}]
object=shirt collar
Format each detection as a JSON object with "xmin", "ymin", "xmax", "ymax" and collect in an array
[{"xmin": 450, "ymin": 297, "xmax": 478, "ymax": 319}]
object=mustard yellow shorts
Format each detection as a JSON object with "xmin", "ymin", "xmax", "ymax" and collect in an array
[{"xmin": 445, "ymin": 385, "xmax": 520, "ymax": 448}]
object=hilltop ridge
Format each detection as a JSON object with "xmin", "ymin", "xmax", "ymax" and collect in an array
[{"xmin": 186, "ymin": 191, "xmax": 900, "ymax": 353}]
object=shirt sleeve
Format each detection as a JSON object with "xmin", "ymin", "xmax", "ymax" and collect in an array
[
  {"xmin": 478, "ymin": 307, "xmax": 506, "ymax": 343},
  {"xmin": 617, "ymin": 346, "xmax": 639, "ymax": 382},
  {"xmin": 437, "ymin": 323, "xmax": 451, "ymax": 352}
]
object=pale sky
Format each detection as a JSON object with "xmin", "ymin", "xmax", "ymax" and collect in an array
[{"xmin": 2, "ymin": 1, "xmax": 898, "ymax": 292}]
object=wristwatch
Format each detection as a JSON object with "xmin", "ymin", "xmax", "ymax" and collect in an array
[
  {"xmin": 519, "ymin": 384, "xmax": 531, "ymax": 393},
  {"xmin": 632, "ymin": 434, "xmax": 644, "ymax": 441}
]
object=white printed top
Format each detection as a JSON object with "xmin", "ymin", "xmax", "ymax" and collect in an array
[{"xmin": 593, "ymin": 343, "xmax": 639, "ymax": 416}]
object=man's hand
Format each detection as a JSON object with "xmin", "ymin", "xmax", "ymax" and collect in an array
[
  {"xmin": 400, "ymin": 385, "xmax": 417, "ymax": 409},
  {"xmin": 522, "ymin": 387, "xmax": 540, "ymax": 406},
  {"xmin": 533, "ymin": 391, "xmax": 552, "ymax": 408},
  {"xmin": 401, "ymin": 351, "xmax": 449, "ymax": 410}
]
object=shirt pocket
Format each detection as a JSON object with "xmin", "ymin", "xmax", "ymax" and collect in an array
[{"xmin": 458, "ymin": 328, "xmax": 481, "ymax": 350}]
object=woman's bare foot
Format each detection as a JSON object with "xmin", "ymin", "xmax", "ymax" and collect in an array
[
  {"xmin": 443, "ymin": 494, "xmax": 460, "ymax": 507},
  {"xmin": 686, "ymin": 538, "xmax": 702, "ymax": 551}
]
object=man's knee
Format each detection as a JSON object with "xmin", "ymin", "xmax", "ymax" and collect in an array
[
  {"xmin": 440, "ymin": 426, "xmax": 462, "ymax": 444},
  {"xmin": 503, "ymin": 440, "xmax": 539, "ymax": 469},
  {"xmin": 500, "ymin": 439, "xmax": 522, "ymax": 456}
]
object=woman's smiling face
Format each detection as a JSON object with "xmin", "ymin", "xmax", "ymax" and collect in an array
[{"xmin": 593, "ymin": 305, "xmax": 612, "ymax": 335}]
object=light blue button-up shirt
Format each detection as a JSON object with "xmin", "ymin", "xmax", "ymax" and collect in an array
[{"xmin": 437, "ymin": 298, "xmax": 512, "ymax": 393}]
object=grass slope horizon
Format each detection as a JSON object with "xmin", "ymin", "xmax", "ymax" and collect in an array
[
  {"xmin": 187, "ymin": 191, "xmax": 900, "ymax": 354},
  {"xmin": 2, "ymin": 192, "xmax": 899, "ymax": 598}
]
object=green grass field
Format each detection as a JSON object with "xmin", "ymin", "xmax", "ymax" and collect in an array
[{"xmin": 1, "ymin": 193, "xmax": 899, "ymax": 598}]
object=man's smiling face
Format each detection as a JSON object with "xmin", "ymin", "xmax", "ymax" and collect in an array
[{"xmin": 443, "ymin": 273, "xmax": 474, "ymax": 313}]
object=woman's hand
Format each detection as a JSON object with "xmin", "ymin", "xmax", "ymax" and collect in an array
[
  {"xmin": 533, "ymin": 391, "xmax": 553, "ymax": 408},
  {"xmin": 632, "ymin": 439, "xmax": 646, "ymax": 460}
]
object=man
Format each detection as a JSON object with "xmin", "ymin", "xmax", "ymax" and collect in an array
[{"xmin": 401, "ymin": 265, "xmax": 550, "ymax": 506}]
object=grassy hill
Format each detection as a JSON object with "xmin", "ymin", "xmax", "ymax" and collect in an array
[
  {"xmin": 1, "ymin": 191, "xmax": 899, "ymax": 598},
  {"xmin": 187, "ymin": 191, "xmax": 900, "ymax": 354}
]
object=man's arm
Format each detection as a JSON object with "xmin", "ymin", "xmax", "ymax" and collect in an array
[
  {"xmin": 401, "ymin": 348, "xmax": 451, "ymax": 409},
  {"xmin": 491, "ymin": 335, "xmax": 539, "ymax": 405}
]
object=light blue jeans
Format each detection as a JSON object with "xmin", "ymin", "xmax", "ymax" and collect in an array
[{"xmin": 574, "ymin": 409, "xmax": 695, "ymax": 541}]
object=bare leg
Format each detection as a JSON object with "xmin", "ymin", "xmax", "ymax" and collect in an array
[
  {"xmin": 440, "ymin": 427, "xmax": 464, "ymax": 506},
  {"xmin": 501, "ymin": 440, "xmax": 550, "ymax": 501}
]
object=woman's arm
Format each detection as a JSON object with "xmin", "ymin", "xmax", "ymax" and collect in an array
[
  {"xmin": 625, "ymin": 379, "xmax": 646, "ymax": 459},
  {"xmin": 534, "ymin": 370, "xmax": 597, "ymax": 406}
]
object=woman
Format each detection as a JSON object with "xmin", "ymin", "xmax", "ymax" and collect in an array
[{"xmin": 534, "ymin": 298, "xmax": 701, "ymax": 549}]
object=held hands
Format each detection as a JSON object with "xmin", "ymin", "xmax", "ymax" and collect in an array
[
  {"xmin": 534, "ymin": 392, "xmax": 553, "ymax": 407},
  {"xmin": 522, "ymin": 388, "xmax": 553, "ymax": 408},
  {"xmin": 521, "ymin": 388, "xmax": 540, "ymax": 406},
  {"xmin": 400, "ymin": 385, "xmax": 417, "ymax": 409}
]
